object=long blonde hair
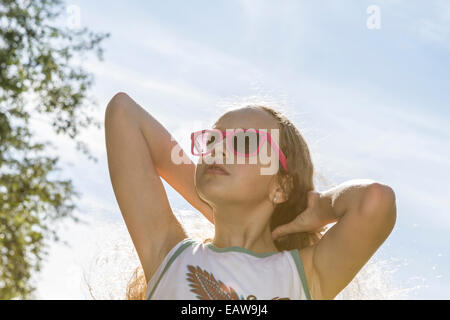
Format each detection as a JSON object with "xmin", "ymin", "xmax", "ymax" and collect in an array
[{"xmin": 126, "ymin": 103, "xmax": 325, "ymax": 300}]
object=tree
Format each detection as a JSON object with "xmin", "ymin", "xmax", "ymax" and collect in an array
[{"xmin": 0, "ymin": 0, "xmax": 109, "ymax": 299}]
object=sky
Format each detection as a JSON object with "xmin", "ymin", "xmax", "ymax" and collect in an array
[{"xmin": 26, "ymin": 0, "xmax": 450, "ymax": 299}]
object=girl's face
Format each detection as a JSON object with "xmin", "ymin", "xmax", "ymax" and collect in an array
[{"xmin": 194, "ymin": 107, "xmax": 283, "ymax": 209}]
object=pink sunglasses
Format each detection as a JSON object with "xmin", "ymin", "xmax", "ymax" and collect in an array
[{"xmin": 190, "ymin": 128, "xmax": 288, "ymax": 172}]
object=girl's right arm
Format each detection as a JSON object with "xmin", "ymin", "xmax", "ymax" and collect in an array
[
  {"xmin": 134, "ymin": 97, "xmax": 214, "ymax": 225},
  {"xmin": 104, "ymin": 92, "xmax": 213, "ymax": 282}
]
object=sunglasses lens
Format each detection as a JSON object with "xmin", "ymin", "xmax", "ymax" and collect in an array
[
  {"xmin": 194, "ymin": 130, "xmax": 221, "ymax": 154},
  {"xmin": 232, "ymin": 131, "xmax": 261, "ymax": 155}
]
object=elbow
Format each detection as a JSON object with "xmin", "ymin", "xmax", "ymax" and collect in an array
[
  {"xmin": 105, "ymin": 91, "xmax": 132, "ymax": 121},
  {"xmin": 360, "ymin": 182, "xmax": 397, "ymax": 232}
]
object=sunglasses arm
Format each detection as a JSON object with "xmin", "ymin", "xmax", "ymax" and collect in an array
[{"xmin": 265, "ymin": 133, "xmax": 288, "ymax": 172}]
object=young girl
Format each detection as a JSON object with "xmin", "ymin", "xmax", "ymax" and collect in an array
[{"xmin": 104, "ymin": 92, "xmax": 397, "ymax": 300}]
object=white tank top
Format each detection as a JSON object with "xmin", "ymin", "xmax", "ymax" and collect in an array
[{"xmin": 145, "ymin": 238, "xmax": 312, "ymax": 300}]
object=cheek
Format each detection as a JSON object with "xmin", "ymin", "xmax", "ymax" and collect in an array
[{"xmin": 233, "ymin": 165, "xmax": 272, "ymax": 194}]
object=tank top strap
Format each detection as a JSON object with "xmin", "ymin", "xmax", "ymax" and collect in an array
[
  {"xmin": 146, "ymin": 238, "xmax": 197, "ymax": 299},
  {"xmin": 289, "ymin": 249, "xmax": 312, "ymax": 300}
]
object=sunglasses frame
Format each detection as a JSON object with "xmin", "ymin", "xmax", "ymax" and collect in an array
[{"xmin": 190, "ymin": 128, "xmax": 288, "ymax": 172}]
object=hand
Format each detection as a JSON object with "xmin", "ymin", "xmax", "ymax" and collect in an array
[{"xmin": 271, "ymin": 190, "xmax": 331, "ymax": 241}]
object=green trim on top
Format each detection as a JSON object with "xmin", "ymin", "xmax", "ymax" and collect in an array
[
  {"xmin": 205, "ymin": 243, "xmax": 281, "ymax": 258},
  {"xmin": 147, "ymin": 238, "xmax": 196, "ymax": 300},
  {"xmin": 289, "ymin": 249, "xmax": 312, "ymax": 300}
]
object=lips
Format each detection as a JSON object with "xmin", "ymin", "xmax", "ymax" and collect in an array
[{"xmin": 205, "ymin": 163, "xmax": 230, "ymax": 175}]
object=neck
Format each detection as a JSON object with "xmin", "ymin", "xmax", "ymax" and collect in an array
[{"xmin": 210, "ymin": 200, "xmax": 279, "ymax": 254}]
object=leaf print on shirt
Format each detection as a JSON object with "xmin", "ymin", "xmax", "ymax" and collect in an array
[
  {"xmin": 186, "ymin": 264, "xmax": 290, "ymax": 300},
  {"xmin": 186, "ymin": 265, "xmax": 240, "ymax": 300}
]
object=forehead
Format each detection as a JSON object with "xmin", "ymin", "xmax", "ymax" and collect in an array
[{"xmin": 213, "ymin": 107, "xmax": 278, "ymax": 130}]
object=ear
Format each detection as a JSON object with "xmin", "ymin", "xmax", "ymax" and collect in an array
[
  {"xmin": 269, "ymin": 174, "xmax": 293, "ymax": 204},
  {"xmin": 271, "ymin": 186, "xmax": 289, "ymax": 204}
]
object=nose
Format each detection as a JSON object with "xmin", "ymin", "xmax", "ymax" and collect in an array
[{"xmin": 207, "ymin": 138, "xmax": 228, "ymax": 164}]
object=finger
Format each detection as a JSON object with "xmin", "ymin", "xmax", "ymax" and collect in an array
[
  {"xmin": 272, "ymin": 222, "xmax": 299, "ymax": 240},
  {"xmin": 307, "ymin": 190, "xmax": 320, "ymax": 208}
]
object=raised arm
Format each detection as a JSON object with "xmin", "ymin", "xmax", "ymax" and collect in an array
[
  {"xmin": 104, "ymin": 92, "xmax": 213, "ymax": 281},
  {"xmin": 135, "ymin": 98, "xmax": 214, "ymax": 224},
  {"xmin": 308, "ymin": 179, "xmax": 397, "ymax": 299}
]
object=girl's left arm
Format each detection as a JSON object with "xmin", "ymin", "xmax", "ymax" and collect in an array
[{"xmin": 310, "ymin": 179, "xmax": 397, "ymax": 300}]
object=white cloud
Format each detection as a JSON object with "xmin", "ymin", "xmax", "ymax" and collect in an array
[
  {"xmin": 104, "ymin": 16, "xmax": 266, "ymax": 93},
  {"xmin": 417, "ymin": 18, "xmax": 450, "ymax": 49},
  {"xmin": 84, "ymin": 60, "xmax": 217, "ymax": 105},
  {"xmin": 239, "ymin": 0, "xmax": 304, "ymax": 25},
  {"xmin": 396, "ymin": 0, "xmax": 450, "ymax": 49}
]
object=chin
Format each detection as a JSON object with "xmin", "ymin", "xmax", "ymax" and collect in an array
[{"xmin": 196, "ymin": 181, "xmax": 227, "ymax": 203}]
